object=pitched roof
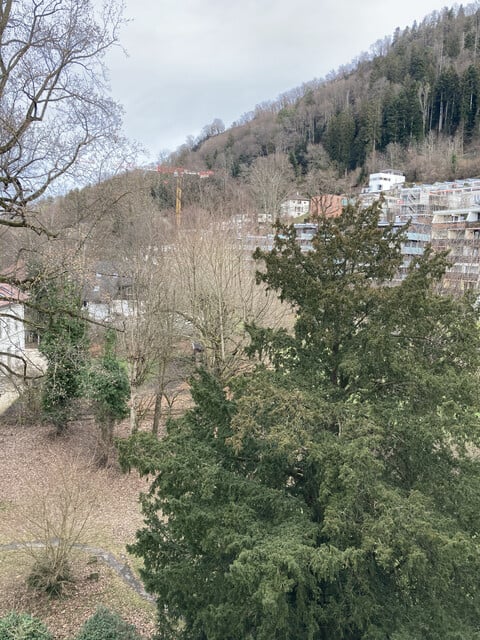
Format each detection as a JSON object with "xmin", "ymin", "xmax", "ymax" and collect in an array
[{"xmin": 0, "ymin": 283, "xmax": 28, "ymax": 308}]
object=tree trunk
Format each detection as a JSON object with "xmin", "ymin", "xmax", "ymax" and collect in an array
[
  {"xmin": 98, "ymin": 417, "xmax": 114, "ymax": 467},
  {"xmin": 152, "ymin": 390, "xmax": 162, "ymax": 436},
  {"xmin": 130, "ymin": 389, "xmax": 138, "ymax": 433}
]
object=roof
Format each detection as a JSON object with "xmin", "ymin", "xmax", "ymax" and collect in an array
[
  {"xmin": 284, "ymin": 192, "xmax": 309, "ymax": 202},
  {"xmin": 83, "ymin": 261, "xmax": 134, "ymax": 303},
  {"xmin": 0, "ymin": 283, "xmax": 28, "ymax": 308}
]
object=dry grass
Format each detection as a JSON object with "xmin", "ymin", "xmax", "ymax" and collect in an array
[
  {"xmin": 0, "ymin": 551, "xmax": 156, "ymax": 639},
  {"xmin": 0, "ymin": 409, "xmax": 161, "ymax": 638}
]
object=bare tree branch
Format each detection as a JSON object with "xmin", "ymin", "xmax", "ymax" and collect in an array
[{"xmin": 0, "ymin": 0, "xmax": 127, "ymax": 233}]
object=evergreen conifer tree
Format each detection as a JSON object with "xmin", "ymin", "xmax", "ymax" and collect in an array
[{"xmin": 126, "ymin": 202, "xmax": 480, "ymax": 639}]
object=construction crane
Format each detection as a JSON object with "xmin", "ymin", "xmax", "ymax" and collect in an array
[{"xmin": 156, "ymin": 166, "xmax": 214, "ymax": 224}]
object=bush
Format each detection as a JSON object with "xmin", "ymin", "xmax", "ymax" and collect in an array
[
  {"xmin": 14, "ymin": 381, "xmax": 43, "ymax": 427},
  {"xmin": 74, "ymin": 607, "xmax": 142, "ymax": 640},
  {"xmin": 0, "ymin": 612, "xmax": 52, "ymax": 640},
  {"xmin": 27, "ymin": 555, "xmax": 73, "ymax": 597},
  {"xmin": 19, "ymin": 454, "xmax": 96, "ymax": 598}
]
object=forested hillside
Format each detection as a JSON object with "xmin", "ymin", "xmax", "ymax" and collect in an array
[
  {"xmin": 172, "ymin": 4, "xmax": 480, "ymax": 188},
  {"xmin": 41, "ymin": 5, "xmax": 480, "ymax": 237}
]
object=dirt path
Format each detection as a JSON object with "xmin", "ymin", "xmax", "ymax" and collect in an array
[{"xmin": 0, "ymin": 541, "xmax": 154, "ymax": 603}]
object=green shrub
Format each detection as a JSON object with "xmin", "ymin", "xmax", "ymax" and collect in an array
[
  {"xmin": 0, "ymin": 612, "xmax": 52, "ymax": 640},
  {"xmin": 74, "ymin": 607, "xmax": 142, "ymax": 640}
]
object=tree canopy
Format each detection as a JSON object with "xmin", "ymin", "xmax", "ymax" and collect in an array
[
  {"xmin": 0, "ymin": 0, "xmax": 126, "ymax": 234},
  {"xmin": 125, "ymin": 202, "xmax": 480, "ymax": 640}
]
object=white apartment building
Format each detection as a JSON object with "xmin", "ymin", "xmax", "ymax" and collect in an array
[{"xmin": 363, "ymin": 170, "xmax": 406, "ymax": 194}]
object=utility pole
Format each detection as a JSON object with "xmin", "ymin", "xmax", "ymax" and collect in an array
[{"xmin": 175, "ymin": 172, "xmax": 183, "ymax": 224}]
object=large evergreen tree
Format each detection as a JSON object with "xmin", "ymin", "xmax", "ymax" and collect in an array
[{"xmin": 126, "ymin": 202, "xmax": 480, "ymax": 639}]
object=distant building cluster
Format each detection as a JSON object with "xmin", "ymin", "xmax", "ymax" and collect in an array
[
  {"xmin": 359, "ymin": 170, "xmax": 480, "ymax": 292},
  {"xmin": 258, "ymin": 169, "xmax": 480, "ymax": 293}
]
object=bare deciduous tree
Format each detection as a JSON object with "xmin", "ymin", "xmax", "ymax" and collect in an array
[
  {"xmin": 17, "ymin": 454, "xmax": 97, "ymax": 596},
  {"xmin": 172, "ymin": 212, "xmax": 289, "ymax": 382},
  {"xmin": 0, "ymin": 0, "xmax": 127, "ymax": 239},
  {"xmin": 119, "ymin": 248, "xmax": 183, "ymax": 434},
  {"xmin": 247, "ymin": 152, "xmax": 294, "ymax": 223},
  {"xmin": 0, "ymin": 0, "xmax": 130, "ymax": 386}
]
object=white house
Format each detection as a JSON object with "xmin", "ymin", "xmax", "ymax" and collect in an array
[
  {"xmin": 0, "ymin": 283, "xmax": 28, "ymax": 373},
  {"xmin": 82, "ymin": 261, "xmax": 136, "ymax": 322},
  {"xmin": 363, "ymin": 170, "xmax": 405, "ymax": 194},
  {"xmin": 280, "ymin": 193, "xmax": 310, "ymax": 218}
]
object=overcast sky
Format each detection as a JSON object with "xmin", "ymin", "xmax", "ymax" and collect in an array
[{"xmin": 104, "ymin": 0, "xmax": 447, "ymax": 162}]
